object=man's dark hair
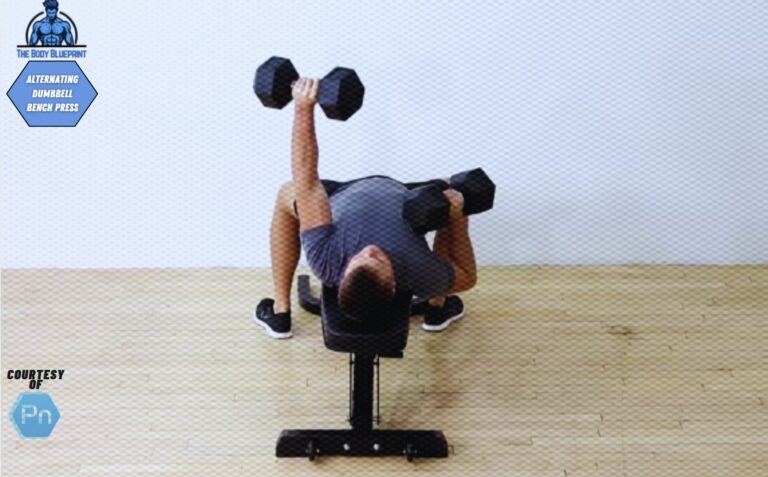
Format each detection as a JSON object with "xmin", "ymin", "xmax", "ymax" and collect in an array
[
  {"xmin": 338, "ymin": 265, "xmax": 395, "ymax": 325},
  {"xmin": 43, "ymin": 0, "xmax": 59, "ymax": 10}
]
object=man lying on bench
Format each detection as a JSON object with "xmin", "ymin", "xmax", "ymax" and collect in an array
[{"xmin": 254, "ymin": 77, "xmax": 477, "ymax": 338}]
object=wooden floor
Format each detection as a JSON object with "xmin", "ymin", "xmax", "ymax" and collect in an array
[{"xmin": 2, "ymin": 266, "xmax": 767, "ymax": 476}]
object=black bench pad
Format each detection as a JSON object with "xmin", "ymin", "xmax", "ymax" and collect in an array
[{"xmin": 320, "ymin": 286, "xmax": 412, "ymax": 357}]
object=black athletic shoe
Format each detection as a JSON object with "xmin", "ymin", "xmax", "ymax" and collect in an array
[
  {"xmin": 254, "ymin": 298, "xmax": 292, "ymax": 339},
  {"xmin": 422, "ymin": 295, "xmax": 465, "ymax": 332}
]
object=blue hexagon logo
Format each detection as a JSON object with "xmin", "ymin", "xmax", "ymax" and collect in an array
[
  {"xmin": 6, "ymin": 60, "xmax": 97, "ymax": 127},
  {"xmin": 8, "ymin": 392, "xmax": 61, "ymax": 439}
]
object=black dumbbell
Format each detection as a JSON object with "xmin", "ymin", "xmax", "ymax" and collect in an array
[
  {"xmin": 254, "ymin": 56, "xmax": 365, "ymax": 121},
  {"xmin": 403, "ymin": 168, "xmax": 496, "ymax": 234}
]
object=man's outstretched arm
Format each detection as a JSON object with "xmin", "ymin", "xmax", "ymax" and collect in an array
[{"xmin": 291, "ymin": 78, "xmax": 331, "ymax": 232}]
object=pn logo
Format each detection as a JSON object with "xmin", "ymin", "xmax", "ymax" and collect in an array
[{"xmin": 8, "ymin": 392, "xmax": 61, "ymax": 439}]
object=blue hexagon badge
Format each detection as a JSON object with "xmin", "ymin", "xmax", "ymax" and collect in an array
[
  {"xmin": 7, "ymin": 61, "xmax": 97, "ymax": 127},
  {"xmin": 9, "ymin": 392, "xmax": 61, "ymax": 439}
]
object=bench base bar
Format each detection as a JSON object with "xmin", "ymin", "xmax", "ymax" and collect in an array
[{"xmin": 276, "ymin": 429, "xmax": 448, "ymax": 460}]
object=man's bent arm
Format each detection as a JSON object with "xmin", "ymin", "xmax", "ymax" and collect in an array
[{"xmin": 445, "ymin": 216, "xmax": 477, "ymax": 294}]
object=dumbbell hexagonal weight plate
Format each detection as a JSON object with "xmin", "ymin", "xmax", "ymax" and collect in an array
[
  {"xmin": 450, "ymin": 168, "xmax": 496, "ymax": 216},
  {"xmin": 402, "ymin": 184, "xmax": 452, "ymax": 235},
  {"xmin": 254, "ymin": 57, "xmax": 299, "ymax": 109},
  {"xmin": 318, "ymin": 67, "xmax": 365, "ymax": 121}
]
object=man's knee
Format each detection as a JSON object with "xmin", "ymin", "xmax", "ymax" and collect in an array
[
  {"xmin": 278, "ymin": 180, "xmax": 294, "ymax": 197},
  {"xmin": 277, "ymin": 181, "xmax": 298, "ymax": 218}
]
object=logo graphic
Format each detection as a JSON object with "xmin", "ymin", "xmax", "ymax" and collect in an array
[
  {"xmin": 9, "ymin": 1, "xmax": 95, "ymax": 127},
  {"xmin": 8, "ymin": 392, "xmax": 61, "ymax": 439},
  {"xmin": 24, "ymin": 0, "xmax": 83, "ymax": 47},
  {"xmin": 7, "ymin": 61, "xmax": 98, "ymax": 127}
]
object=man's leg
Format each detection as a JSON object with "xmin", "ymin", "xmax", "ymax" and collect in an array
[
  {"xmin": 428, "ymin": 227, "xmax": 451, "ymax": 307},
  {"xmin": 270, "ymin": 181, "xmax": 301, "ymax": 313},
  {"xmin": 422, "ymin": 225, "xmax": 465, "ymax": 332}
]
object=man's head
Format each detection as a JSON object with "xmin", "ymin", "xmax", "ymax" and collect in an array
[
  {"xmin": 338, "ymin": 245, "xmax": 396, "ymax": 323},
  {"xmin": 43, "ymin": 0, "xmax": 59, "ymax": 20}
]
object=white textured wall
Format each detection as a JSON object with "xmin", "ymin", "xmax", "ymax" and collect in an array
[{"xmin": 2, "ymin": 0, "xmax": 767, "ymax": 268}]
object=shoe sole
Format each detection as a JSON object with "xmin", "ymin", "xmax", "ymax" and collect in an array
[
  {"xmin": 253, "ymin": 309, "xmax": 293, "ymax": 339},
  {"xmin": 422, "ymin": 310, "xmax": 465, "ymax": 332}
]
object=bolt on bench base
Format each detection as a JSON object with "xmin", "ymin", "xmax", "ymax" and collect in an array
[{"xmin": 276, "ymin": 429, "xmax": 448, "ymax": 461}]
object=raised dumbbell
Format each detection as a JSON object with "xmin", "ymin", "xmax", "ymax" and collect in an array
[
  {"xmin": 403, "ymin": 168, "xmax": 496, "ymax": 234},
  {"xmin": 254, "ymin": 56, "xmax": 365, "ymax": 121}
]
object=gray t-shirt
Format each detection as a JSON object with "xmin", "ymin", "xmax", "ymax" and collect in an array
[{"xmin": 300, "ymin": 177, "xmax": 454, "ymax": 299}]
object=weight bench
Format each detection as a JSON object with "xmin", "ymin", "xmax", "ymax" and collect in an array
[{"xmin": 275, "ymin": 275, "xmax": 448, "ymax": 461}]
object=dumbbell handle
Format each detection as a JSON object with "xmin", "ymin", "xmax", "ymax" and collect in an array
[
  {"xmin": 289, "ymin": 79, "xmax": 322, "ymax": 90},
  {"xmin": 422, "ymin": 179, "xmax": 484, "ymax": 217},
  {"xmin": 406, "ymin": 185, "xmax": 458, "ymax": 235},
  {"xmin": 430, "ymin": 184, "xmax": 480, "ymax": 218}
]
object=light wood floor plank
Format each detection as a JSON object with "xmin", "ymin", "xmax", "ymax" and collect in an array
[{"xmin": 2, "ymin": 265, "xmax": 767, "ymax": 476}]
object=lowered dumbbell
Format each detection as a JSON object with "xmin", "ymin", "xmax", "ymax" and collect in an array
[
  {"xmin": 254, "ymin": 56, "xmax": 365, "ymax": 121},
  {"xmin": 403, "ymin": 168, "xmax": 496, "ymax": 234}
]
